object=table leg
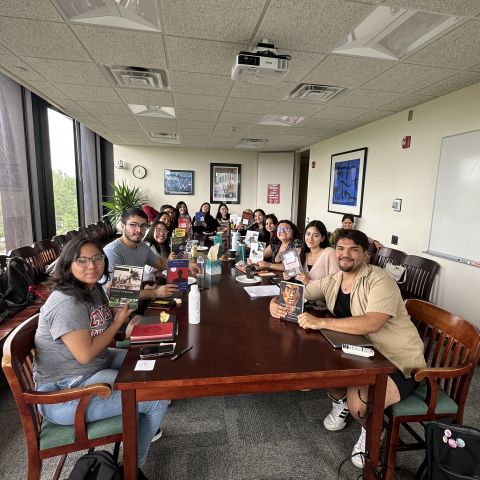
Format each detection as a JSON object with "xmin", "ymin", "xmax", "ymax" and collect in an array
[
  {"xmin": 364, "ymin": 373, "xmax": 388, "ymax": 480},
  {"xmin": 121, "ymin": 390, "xmax": 138, "ymax": 480}
]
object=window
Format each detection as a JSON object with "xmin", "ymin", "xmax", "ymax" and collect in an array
[{"xmin": 47, "ymin": 108, "xmax": 79, "ymax": 234}]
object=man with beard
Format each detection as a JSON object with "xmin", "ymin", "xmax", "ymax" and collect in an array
[
  {"xmin": 104, "ymin": 208, "xmax": 180, "ymax": 299},
  {"xmin": 269, "ymin": 228, "xmax": 425, "ymax": 469}
]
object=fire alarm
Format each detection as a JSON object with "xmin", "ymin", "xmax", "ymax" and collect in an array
[{"xmin": 402, "ymin": 136, "xmax": 411, "ymax": 149}]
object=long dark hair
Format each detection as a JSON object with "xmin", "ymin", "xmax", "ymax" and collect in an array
[
  {"xmin": 299, "ymin": 220, "xmax": 329, "ymax": 265},
  {"xmin": 52, "ymin": 237, "xmax": 109, "ymax": 303},
  {"xmin": 215, "ymin": 202, "xmax": 230, "ymax": 220},
  {"xmin": 144, "ymin": 220, "xmax": 171, "ymax": 255}
]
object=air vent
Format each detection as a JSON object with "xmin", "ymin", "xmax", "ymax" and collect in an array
[
  {"xmin": 128, "ymin": 104, "xmax": 175, "ymax": 118},
  {"xmin": 288, "ymin": 83, "xmax": 345, "ymax": 102},
  {"xmin": 104, "ymin": 65, "xmax": 169, "ymax": 90},
  {"xmin": 150, "ymin": 132, "xmax": 180, "ymax": 144},
  {"xmin": 236, "ymin": 138, "xmax": 269, "ymax": 148},
  {"xmin": 258, "ymin": 114, "xmax": 305, "ymax": 126}
]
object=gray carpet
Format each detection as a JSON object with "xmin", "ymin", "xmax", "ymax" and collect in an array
[{"xmin": 0, "ymin": 368, "xmax": 478, "ymax": 480}]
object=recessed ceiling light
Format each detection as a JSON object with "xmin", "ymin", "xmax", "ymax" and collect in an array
[
  {"xmin": 288, "ymin": 84, "xmax": 346, "ymax": 102},
  {"xmin": 333, "ymin": 5, "xmax": 462, "ymax": 60},
  {"xmin": 128, "ymin": 104, "xmax": 175, "ymax": 118},
  {"xmin": 257, "ymin": 114, "xmax": 305, "ymax": 126},
  {"xmin": 53, "ymin": 0, "xmax": 161, "ymax": 31}
]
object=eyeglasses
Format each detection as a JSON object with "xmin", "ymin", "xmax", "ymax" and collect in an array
[
  {"xmin": 126, "ymin": 222, "xmax": 149, "ymax": 231},
  {"xmin": 73, "ymin": 254, "xmax": 105, "ymax": 267},
  {"xmin": 277, "ymin": 227, "xmax": 292, "ymax": 233}
]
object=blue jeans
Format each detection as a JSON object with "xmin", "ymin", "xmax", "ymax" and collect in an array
[{"xmin": 36, "ymin": 348, "xmax": 169, "ymax": 466}]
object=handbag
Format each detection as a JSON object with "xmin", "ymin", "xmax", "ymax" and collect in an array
[{"xmin": 384, "ymin": 262, "xmax": 407, "ymax": 284}]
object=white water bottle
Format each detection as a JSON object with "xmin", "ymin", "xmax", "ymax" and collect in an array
[{"xmin": 188, "ymin": 284, "xmax": 200, "ymax": 324}]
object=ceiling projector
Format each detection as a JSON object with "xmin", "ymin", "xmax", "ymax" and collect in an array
[{"xmin": 231, "ymin": 40, "xmax": 291, "ymax": 85}]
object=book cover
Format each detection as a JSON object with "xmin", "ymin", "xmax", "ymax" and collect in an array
[
  {"xmin": 245, "ymin": 230, "xmax": 259, "ymax": 247},
  {"xmin": 249, "ymin": 241, "xmax": 265, "ymax": 263},
  {"xmin": 109, "ymin": 265, "xmax": 143, "ymax": 310},
  {"xmin": 281, "ymin": 249, "xmax": 303, "ymax": 277},
  {"xmin": 167, "ymin": 259, "xmax": 189, "ymax": 291},
  {"xmin": 278, "ymin": 281, "xmax": 305, "ymax": 323},
  {"xmin": 178, "ymin": 217, "xmax": 191, "ymax": 230},
  {"xmin": 130, "ymin": 313, "xmax": 176, "ymax": 343},
  {"xmin": 170, "ymin": 236, "xmax": 186, "ymax": 254}
]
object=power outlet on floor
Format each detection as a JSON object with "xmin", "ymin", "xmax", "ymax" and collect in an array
[{"xmin": 391, "ymin": 235, "xmax": 398, "ymax": 245}]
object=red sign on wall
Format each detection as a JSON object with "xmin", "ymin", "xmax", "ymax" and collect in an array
[{"xmin": 267, "ymin": 184, "xmax": 280, "ymax": 204}]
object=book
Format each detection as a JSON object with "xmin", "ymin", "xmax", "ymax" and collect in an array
[
  {"xmin": 109, "ymin": 265, "xmax": 143, "ymax": 309},
  {"xmin": 178, "ymin": 217, "xmax": 191, "ymax": 230},
  {"xmin": 167, "ymin": 259, "xmax": 189, "ymax": 291},
  {"xmin": 130, "ymin": 313, "xmax": 177, "ymax": 343},
  {"xmin": 170, "ymin": 236, "xmax": 186, "ymax": 254},
  {"xmin": 249, "ymin": 241, "xmax": 265, "ymax": 263},
  {"xmin": 278, "ymin": 281, "xmax": 305, "ymax": 323},
  {"xmin": 281, "ymin": 249, "xmax": 303, "ymax": 277},
  {"xmin": 244, "ymin": 230, "xmax": 259, "ymax": 247}
]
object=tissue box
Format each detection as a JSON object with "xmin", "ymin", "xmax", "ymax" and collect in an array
[{"xmin": 205, "ymin": 259, "xmax": 221, "ymax": 275}]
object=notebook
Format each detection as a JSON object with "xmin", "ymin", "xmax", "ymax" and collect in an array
[{"xmin": 321, "ymin": 329, "xmax": 373, "ymax": 349}]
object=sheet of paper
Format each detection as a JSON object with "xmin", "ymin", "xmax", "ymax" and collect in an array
[
  {"xmin": 244, "ymin": 285, "xmax": 280, "ymax": 298},
  {"xmin": 134, "ymin": 360, "xmax": 156, "ymax": 371}
]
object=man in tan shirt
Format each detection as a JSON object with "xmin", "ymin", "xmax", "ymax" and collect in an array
[{"xmin": 270, "ymin": 229, "xmax": 426, "ymax": 468}]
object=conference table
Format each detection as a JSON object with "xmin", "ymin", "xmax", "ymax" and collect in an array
[{"xmin": 115, "ymin": 263, "xmax": 396, "ymax": 479}]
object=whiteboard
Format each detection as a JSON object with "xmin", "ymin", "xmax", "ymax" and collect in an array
[{"xmin": 428, "ymin": 129, "xmax": 480, "ymax": 265}]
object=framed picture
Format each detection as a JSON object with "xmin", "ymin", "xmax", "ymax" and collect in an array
[
  {"xmin": 328, "ymin": 147, "xmax": 367, "ymax": 217},
  {"xmin": 164, "ymin": 169, "xmax": 194, "ymax": 195},
  {"xmin": 210, "ymin": 163, "xmax": 241, "ymax": 204}
]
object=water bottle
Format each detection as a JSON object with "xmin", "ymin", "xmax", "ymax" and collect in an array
[
  {"xmin": 188, "ymin": 284, "xmax": 200, "ymax": 324},
  {"xmin": 196, "ymin": 255, "xmax": 204, "ymax": 275}
]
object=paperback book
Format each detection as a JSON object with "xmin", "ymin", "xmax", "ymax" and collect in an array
[
  {"xmin": 278, "ymin": 281, "xmax": 305, "ymax": 323},
  {"xmin": 130, "ymin": 312, "xmax": 177, "ymax": 344},
  {"xmin": 167, "ymin": 259, "xmax": 190, "ymax": 291},
  {"xmin": 109, "ymin": 265, "xmax": 144, "ymax": 310}
]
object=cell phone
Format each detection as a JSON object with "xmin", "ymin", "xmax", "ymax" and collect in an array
[{"xmin": 140, "ymin": 343, "xmax": 176, "ymax": 359}]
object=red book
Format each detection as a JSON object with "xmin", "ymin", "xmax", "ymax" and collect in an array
[{"xmin": 130, "ymin": 315, "xmax": 176, "ymax": 343}]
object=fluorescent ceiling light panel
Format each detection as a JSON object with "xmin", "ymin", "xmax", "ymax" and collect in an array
[
  {"xmin": 258, "ymin": 114, "xmax": 305, "ymax": 126},
  {"xmin": 288, "ymin": 84, "xmax": 345, "ymax": 102},
  {"xmin": 128, "ymin": 104, "xmax": 175, "ymax": 118},
  {"xmin": 333, "ymin": 5, "xmax": 462, "ymax": 60},
  {"xmin": 54, "ymin": 0, "xmax": 161, "ymax": 31}
]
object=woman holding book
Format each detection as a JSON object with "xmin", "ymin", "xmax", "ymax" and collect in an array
[
  {"xmin": 247, "ymin": 209, "xmax": 270, "ymax": 243},
  {"xmin": 215, "ymin": 202, "xmax": 231, "ymax": 230},
  {"xmin": 194, "ymin": 202, "xmax": 219, "ymax": 234},
  {"xmin": 33, "ymin": 237, "xmax": 168, "ymax": 479},
  {"xmin": 256, "ymin": 220, "xmax": 301, "ymax": 272}
]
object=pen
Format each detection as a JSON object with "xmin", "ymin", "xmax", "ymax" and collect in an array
[{"xmin": 171, "ymin": 345, "xmax": 193, "ymax": 361}]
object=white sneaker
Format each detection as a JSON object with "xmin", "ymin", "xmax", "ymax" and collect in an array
[
  {"xmin": 323, "ymin": 394, "xmax": 349, "ymax": 431},
  {"xmin": 351, "ymin": 427, "xmax": 366, "ymax": 468}
]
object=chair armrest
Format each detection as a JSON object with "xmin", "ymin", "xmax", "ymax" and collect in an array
[{"xmin": 412, "ymin": 363, "xmax": 472, "ymax": 382}]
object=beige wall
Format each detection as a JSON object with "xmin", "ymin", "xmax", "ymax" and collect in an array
[{"xmin": 306, "ymin": 82, "xmax": 480, "ymax": 326}]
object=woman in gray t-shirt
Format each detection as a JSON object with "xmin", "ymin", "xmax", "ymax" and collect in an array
[{"xmin": 34, "ymin": 236, "xmax": 169, "ymax": 476}]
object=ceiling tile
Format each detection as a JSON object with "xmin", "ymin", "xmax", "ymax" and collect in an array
[
  {"xmin": 229, "ymin": 81, "xmax": 297, "ymax": 101},
  {"xmin": 303, "ymin": 54, "xmax": 395, "ymax": 88},
  {"xmin": 115, "ymin": 88, "xmax": 173, "ymax": 106},
  {"xmin": 332, "ymin": 89, "xmax": 405, "ymax": 109},
  {"xmin": 223, "ymin": 97, "xmax": 277, "ymax": 114},
  {"xmin": 169, "ymin": 71, "xmax": 233, "ymax": 96},
  {"xmin": 166, "ymin": 37, "xmax": 245, "ymax": 75},
  {"xmin": 0, "ymin": 17, "xmax": 89, "ymax": 61},
  {"xmin": 173, "ymin": 93, "xmax": 225, "ymax": 110},
  {"xmin": 0, "ymin": 54, "xmax": 46, "ymax": 81},
  {"xmin": 71, "ymin": 25, "xmax": 166, "ymax": 67},
  {"xmin": 175, "ymin": 109, "xmax": 220, "ymax": 122},
  {"xmin": 404, "ymin": 21, "xmax": 480, "ymax": 69},
  {"xmin": 257, "ymin": 0, "xmax": 374, "ymax": 52},
  {"xmin": 381, "ymin": 0, "xmax": 480, "ymax": 16},
  {"xmin": 75, "ymin": 100, "xmax": 130, "ymax": 115},
  {"xmin": 161, "ymin": 0, "xmax": 263, "ymax": 42},
  {"xmin": 0, "ymin": 0, "xmax": 64, "ymax": 21},
  {"xmin": 361, "ymin": 63, "xmax": 456, "ymax": 93},
  {"xmin": 56, "ymin": 83, "xmax": 121, "ymax": 102},
  {"xmin": 268, "ymin": 101, "xmax": 324, "ymax": 117},
  {"xmin": 23, "ymin": 58, "xmax": 109, "ymax": 86},
  {"xmin": 313, "ymin": 105, "xmax": 370, "ymax": 120},
  {"xmin": 382, "ymin": 93, "xmax": 435, "ymax": 111},
  {"xmin": 415, "ymin": 70, "xmax": 480, "ymax": 96}
]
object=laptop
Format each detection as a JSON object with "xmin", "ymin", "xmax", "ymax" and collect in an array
[{"xmin": 321, "ymin": 329, "xmax": 373, "ymax": 349}]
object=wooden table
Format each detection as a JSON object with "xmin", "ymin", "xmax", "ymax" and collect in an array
[{"xmin": 115, "ymin": 263, "xmax": 395, "ymax": 479}]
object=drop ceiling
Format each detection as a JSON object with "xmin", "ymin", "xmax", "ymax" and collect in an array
[{"xmin": 0, "ymin": 0, "xmax": 479, "ymax": 151}]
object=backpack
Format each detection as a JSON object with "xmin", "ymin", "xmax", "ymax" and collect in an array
[
  {"xmin": 67, "ymin": 450, "xmax": 121, "ymax": 480},
  {"xmin": 0, "ymin": 257, "xmax": 35, "ymax": 319},
  {"xmin": 417, "ymin": 420, "xmax": 480, "ymax": 480}
]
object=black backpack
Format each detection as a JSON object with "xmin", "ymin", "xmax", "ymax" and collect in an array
[
  {"xmin": 417, "ymin": 420, "xmax": 480, "ymax": 479},
  {"xmin": 67, "ymin": 450, "xmax": 121, "ymax": 480},
  {"xmin": 0, "ymin": 257, "xmax": 35, "ymax": 320}
]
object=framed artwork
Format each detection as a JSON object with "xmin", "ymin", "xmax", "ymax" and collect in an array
[
  {"xmin": 210, "ymin": 163, "xmax": 241, "ymax": 204},
  {"xmin": 164, "ymin": 169, "xmax": 194, "ymax": 195},
  {"xmin": 328, "ymin": 147, "xmax": 367, "ymax": 217}
]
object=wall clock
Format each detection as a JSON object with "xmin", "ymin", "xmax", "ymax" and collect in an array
[{"xmin": 132, "ymin": 165, "xmax": 147, "ymax": 179}]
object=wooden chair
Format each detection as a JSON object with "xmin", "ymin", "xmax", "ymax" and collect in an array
[
  {"xmin": 2, "ymin": 315, "xmax": 123, "ymax": 480},
  {"xmin": 371, "ymin": 247, "xmax": 406, "ymax": 269},
  {"xmin": 51, "ymin": 235, "xmax": 67, "ymax": 254},
  {"xmin": 8, "ymin": 246, "xmax": 44, "ymax": 282},
  {"xmin": 399, "ymin": 255, "xmax": 440, "ymax": 301},
  {"xmin": 33, "ymin": 240, "xmax": 58, "ymax": 273},
  {"xmin": 383, "ymin": 299, "xmax": 480, "ymax": 480}
]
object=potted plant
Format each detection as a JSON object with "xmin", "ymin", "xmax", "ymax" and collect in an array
[{"xmin": 102, "ymin": 181, "xmax": 148, "ymax": 229}]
